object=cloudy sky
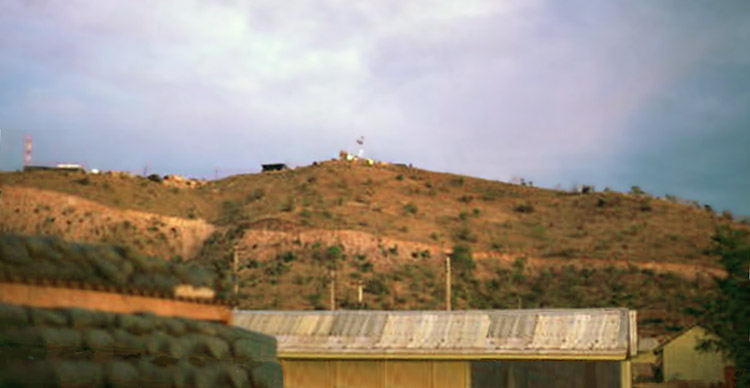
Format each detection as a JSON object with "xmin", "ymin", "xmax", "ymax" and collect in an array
[{"xmin": 1, "ymin": 0, "xmax": 748, "ymax": 215}]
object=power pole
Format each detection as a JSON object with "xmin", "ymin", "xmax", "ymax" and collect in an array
[
  {"xmin": 232, "ymin": 246, "xmax": 239, "ymax": 297},
  {"xmin": 445, "ymin": 254, "xmax": 452, "ymax": 311},
  {"xmin": 329, "ymin": 268, "xmax": 336, "ymax": 311},
  {"xmin": 357, "ymin": 279, "xmax": 363, "ymax": 309}
]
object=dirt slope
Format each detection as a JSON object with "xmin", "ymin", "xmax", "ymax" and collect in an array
[{"xmin": 0, "ymin": 186, "xmax": 215, "ymax": 260}]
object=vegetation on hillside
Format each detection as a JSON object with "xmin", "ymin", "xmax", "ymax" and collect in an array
[
  {"xmin": 2, "ymin": 162, "xmax": 746, "ymax": 336},
  {"xmin": 1, "ymin": 162, "xmax": 743, "ymax": 267}
]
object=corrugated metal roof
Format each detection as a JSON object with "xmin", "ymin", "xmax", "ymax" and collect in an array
[{"xmin": 234, "ymin": 309, "xmax": 634, "ymax": 360}]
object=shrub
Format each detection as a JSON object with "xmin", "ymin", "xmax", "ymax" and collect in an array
[
  {"xmin": 450, "ymin": 244, "xmax": 475, "ymax": 272},
  {"xmin": 245, "ymin": 189, "xmax": 265, "ymax": 202},
  {"xmin": 403, "ymin": 203, "xmax": 418, "ymax": 215},
  {"xmin": 395, "ymin": 174, "xmax": 405, "ymax": 181},
  {"xmin": 458, "ymin": 195, "xmax": 473, "ymax": 203},
  {"xmin": 630, "ymin": 185, "xmax": 644, "ymax": 195},
  {"xmin": 458, "ymin": 211, "xmax": 469, "ymax": 221},
  {"xmin": 147, "ymin": 174, "xmax": 163, "ymax": 183},
  {"xmin": 454, "ymin": 226, "xmax": 477, "ymax": 243},
  {"xmin": 75, "ymin": 177, "xmax": 91, "ymax": 185},
  {"xmin": 280, "ymin": 197, "xmax": 295, "ymax": 212},
  {"xmin": 513, "ymin": 203, "xmax": 534, "ymax": 213},
  {"xmin": 365, "ymin": 277, "xmax": 388, "ymax": 295},
  {"xmin": 472, "ymin": 208, "xmax": 481, "ymax": 217}
]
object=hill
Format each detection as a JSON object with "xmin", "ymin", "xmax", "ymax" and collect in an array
[{"xmin": 0, "ymin": 159, "xmax": 745, "ymax": 336}]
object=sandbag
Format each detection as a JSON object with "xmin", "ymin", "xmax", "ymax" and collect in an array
[
  {"xmin": 103, "ymin": 361, "xmax": 140, "ymax": 388},
  {"xmin": 111, "ymin": 329, "xmax": 146, "ymax": 357},
  {"xmin": 68, "ymin": 308, "xmax": 116, "ymax": 330},
  {"xmin": 232, "ymin": 335, "xmax": 277, "ymax": 362},
  {"xmin": 82, "ymin": 329, "xmax": 115, "ymax": 355},
  {"xmin": 0, "ymin": 234, "xmax": 32, "ymax": 265},
  {"xmin": 0, "ymin": 361, "xmax": 58, "ymax": 387},
  {"xmin": 0, "ymin": 303, "xmax": 29, "ymax": 328},
  {"xmin": 52, "ymin": 360, "xmax": 104, "ymax": 388},
  {"xmin": 29, "ymin": 308, "xmax": 69, "ymax": 327},
  {"xmin": 116, "ymin": 313, "xmax": 156, "ymax": 335},
  {"xmin": 249, "ymin": 361, "xmax": 283, "ymax": 388},
  {"xmin": 222, "ymin": 363, "xmax": 251, "ymax": 388},
  {"xmin": 135, "ymin": 359, "xmax": 173, "ymax": 388},
  {"xmin": 189, "ymin": 334, "xmax": 230, "ymax": 361},
  {"xmin": 145, "ymin": 330, "xmax": 171, "ymax": 356},
  {"xmin": 161, "ymin": 317, "xmax": 187, "ymax": 336},
  {"xmin": 172, "ymin": 360, "xmax": 197, "ymax": 388}
]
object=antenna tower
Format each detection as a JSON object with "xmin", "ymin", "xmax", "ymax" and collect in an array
[{"xmin": 22, "ymin": 135, "xmax": 32, "ymax": 166}]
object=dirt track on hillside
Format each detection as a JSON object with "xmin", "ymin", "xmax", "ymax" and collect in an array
[
  {"xmin": 0, "ymin": 186, "xmax": 726, "ymax": 279},
  {"xmin": 236, "ymin": 226, "xmax": 726, "ymax": 279}
]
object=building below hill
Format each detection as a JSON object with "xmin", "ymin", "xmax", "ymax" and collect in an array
[
  {"xmin": 234, "ymin": 308, "xmax": 637, "ymax": 388},
  {"xmin": 656, "ymin": 326, "xmax": 733, "ymax": 387}
]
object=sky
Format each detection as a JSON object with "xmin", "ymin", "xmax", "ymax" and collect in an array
[{"xmin": 0, "ymin": 0, "xmax": 748, "ymax": 216}]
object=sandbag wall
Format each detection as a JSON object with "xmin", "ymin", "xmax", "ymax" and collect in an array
[
  {"xmin": 0, "ymin": 303, "xmax": 282, "ymax": 388},
  {"xmin": 0, "ymin": 233, "xmax": 229, "ymax": 298}
]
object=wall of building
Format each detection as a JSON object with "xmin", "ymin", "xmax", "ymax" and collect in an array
[
  {"xmin": 663, "ymin": 327, "xmax": 728, "ymax": 384},
  {"xmin": 281, "ymin": 359, "xmax": 468, "ymax": 388},
  {"xmin": 280, "ymin": 359, "xmax": 627, "ymax": 388}
]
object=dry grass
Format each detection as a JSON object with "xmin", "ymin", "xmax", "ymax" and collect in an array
[{"xmin": 2, "ymin": 161, "xmax": 741, "ymax": 268}]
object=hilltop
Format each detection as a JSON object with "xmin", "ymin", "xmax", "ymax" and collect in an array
[{"xmin": 0, "ymin": 159, "xmax": 745, "ymax": 336}]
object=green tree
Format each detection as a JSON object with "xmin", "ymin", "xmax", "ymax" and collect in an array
[{"xmin": 694, "ymin": 227, "xmax": 750, "ymax": 386}]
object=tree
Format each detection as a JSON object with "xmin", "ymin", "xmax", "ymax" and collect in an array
[{"xmin": 695, "ymin": 227, "xmax": 750, "ymax": 386}]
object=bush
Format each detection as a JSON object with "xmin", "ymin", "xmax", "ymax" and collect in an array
[
  {"xmin": 513, "ymin": 203, "xmax": 534, "ymax": 213},
  {"xmin": 630, "ymin": 185, "xmax": 644, "ymax": 195},
  {"xmin": 280, "ymin": 197, "xmax": 295, "ymax": 212},
  {"xmin": 403, "ymin": 203, "xmax": 418, "ymax": 215},
  {"xmin": 147, "ymin": 174, "xmax": 163, "ymax": 183},
  {"xmin": 458, "ymin": 195, "xmax": 473, "ymax": 203},
  {"xmin": 365, "ymin": 277, "xmax": 388, "ymax": 295},
  {"xmin": 450, "ymin": 245, "xmax": 475, "ymax": 272},
  {"xmin": 454, "ymin": 226, "xmax": 477, "ymax": 242},
  {"xmin": 245, "ymin": 189, "xmax": 265, "ymax": 202}
]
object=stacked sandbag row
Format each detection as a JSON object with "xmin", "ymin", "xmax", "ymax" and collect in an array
[
  {"xmin": 0, "ymin": 234, "xmax": 231, "ymax": 298},
  {"xmin": 0, "ymin": 303, "xmax": 282, "ymax": 388}
]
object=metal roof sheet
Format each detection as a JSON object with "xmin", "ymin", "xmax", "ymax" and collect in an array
[{"xmin": 234, "ymin": 309, "xmax": 634, "ymax": 359}]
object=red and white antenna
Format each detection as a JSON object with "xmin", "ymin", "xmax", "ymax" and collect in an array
[{"xmin": 22, "ymin": 135, "xmax": 32, "ymax": 166}]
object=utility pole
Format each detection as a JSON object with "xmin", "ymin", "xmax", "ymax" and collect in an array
[
  {"xmin": 329, "ymin": 268, "xmax": 336, "ymax": 311},
  {"xmin": 445, "ymin": 254, "xmax": 452, "ymax": 311},
  {"xmin": 357, "ymin": 280, "xmax": 363, "ymax": 308},
  {"xmin": 232, "ymin": 245, "xmax": 239, "ymax": 297}
]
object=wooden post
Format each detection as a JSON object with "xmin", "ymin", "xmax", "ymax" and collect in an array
[
  {"xmin": 445, "ymin": 255, "xmax": 452, "ymax": 311},
  {"xmin": 233, "ymin": 247, "xmax": 239, "ymax": 297},
  {"xmin": 329, "ymin": 268, "xmax": 336, "ymax": 311},
  {"xmin": 357, "ymin": 280, "xmax": 363, "ymax": 307}
]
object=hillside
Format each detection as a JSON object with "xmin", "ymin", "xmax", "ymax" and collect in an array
[{"xmin": 0, "ymin": 159, "xmax": 745, "ymax": 336}]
